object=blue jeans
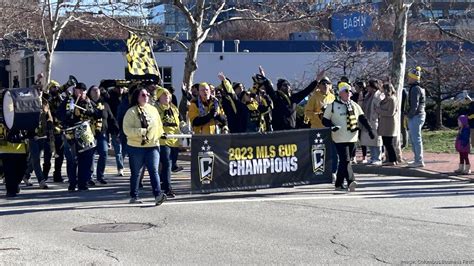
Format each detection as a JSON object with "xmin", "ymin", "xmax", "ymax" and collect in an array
[
  {"xmin": 408, "ymin": 114, "xmax": 425, "ymax": 163},
  {"xmin": 170, "ymin": 146, "xmax": 179, "ymax": 169},
  {"xmin": 160, "ymin": 145, "xmax": 172, "ymax": 192},
  {"xmin": 95, "ymin": 133, "xmax": 108, "ymax": 180},
  {"xmin": 27, "ymin": 138, "xmax": 51, "ymax": 182},
  {"xmin": 128, "ymin": 146, "xmax": 161, "ymax": 198},
  {"xmin": 111, "ymin": 134, "xmax": 124, "ymax": 170},
  {"xmin": 369, "ymin": 146, "xmax": 382, "ymax": 162},
  {"xmin": 63, "ymin": 137, "xmax": 95, "ymax": 189}
]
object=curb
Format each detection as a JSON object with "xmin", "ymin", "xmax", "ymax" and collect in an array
[{"xmin": 353, "ymin": 164, "xmax": 472, "ymax": 181}]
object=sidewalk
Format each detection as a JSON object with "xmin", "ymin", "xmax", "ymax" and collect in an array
[{"xmin": 353, "ymin": 151, "xmax": 474, "ymax": 181}]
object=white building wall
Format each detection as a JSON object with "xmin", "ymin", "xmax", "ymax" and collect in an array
[{"xmin": 30, "ymin": 51, "xmax": 390, "ymax": 99}]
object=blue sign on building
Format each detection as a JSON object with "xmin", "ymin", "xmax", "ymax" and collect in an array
[{"xmin": 331, "ymin": 12, "xmax": 372, "ymax": 40}]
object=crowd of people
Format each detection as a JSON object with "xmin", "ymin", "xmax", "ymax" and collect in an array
[{"xmin": 1, "ymin": 66, "xmax": 472, "ymax": 203}]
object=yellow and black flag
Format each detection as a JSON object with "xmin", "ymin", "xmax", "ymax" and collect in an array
[{"xmin": 126, "ymin": 32, "xmax": 161, "ymax": 78}]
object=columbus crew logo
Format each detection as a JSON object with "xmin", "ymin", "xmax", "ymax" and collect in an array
[
  {"xmin": 311, "ymin": 133, "xmax": 325, "ymax": 174},
  {"xmin": 198, "ymin": 139, "xmax": 215, "ymax": 184}
]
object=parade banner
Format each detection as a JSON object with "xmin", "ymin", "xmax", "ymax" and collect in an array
[{"xmin": 191, "ymin": 128, "xmax": 332, "ymax": 193}]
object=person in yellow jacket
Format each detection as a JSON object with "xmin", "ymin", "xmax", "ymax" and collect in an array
[
  {"xmin": 188, "ymin": 82, "xmax": 227, "ymax": 134},
  {"xmin": 123, "ymin": 87, "xmax": 166, "ymax": 206},
  {"xmin": 0, "ymin": 124, "xmax": 28, "ymax": 198},
  {"xmin": 155, "ymin": 87, "xmax": 181, "ymax": 198},
  {"xmin": 304, "ymin": 76, "xmax": 335, "ymax": 129}
]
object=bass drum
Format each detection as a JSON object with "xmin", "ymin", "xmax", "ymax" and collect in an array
[{"xmin": 3, "ymin": 88, "xmax": 41, "ymax": 131}]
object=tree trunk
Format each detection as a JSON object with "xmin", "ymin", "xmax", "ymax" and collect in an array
[
  {"xmin": 44, "ymin": 51, "xmax": 52, "ymax": 87},
  {"xmin": 391, "ymin": 2, "xmax": 411, "ymax": 95},
  {"xmin": 391, "ymin": 1, "xmax": 412, "ymax": 160},
  {"xmin": 435, "ymin": 100, "xmax": 442, "ymax": 130}
]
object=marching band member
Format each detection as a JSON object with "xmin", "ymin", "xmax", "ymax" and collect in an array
[
  {"xmin": 46, "ymin": 81, "xmax": 66, "ymax": 182},
  {"xmin": 23, "ymin": 88, "xmax": 54, "ymax": 189},
  {"xmin": 155, "ymin": 87, "xmax": 180, "ymax": 198},
  {"xmin": 58, "ymin": 82, "xmax": 101, "ymax": 192},
  {"xmin": 0, "ymin": 124, "xmax": 28, "ymax": 198},
  {"xmin": 123, "ymin": 87, "xmax": 166, "ymax": 205},
  {"xmin": 188, "ymin": 82, "xmax": 227, "ymax": 135},
  {"xmin": 88, "ymin": 86, "xmax": 119, "ymax": 185}
]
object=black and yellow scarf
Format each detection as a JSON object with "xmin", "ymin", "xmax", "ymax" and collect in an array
[{"xmin": 336, "ymin": 98, "xmax": 358, "ymax": 132}]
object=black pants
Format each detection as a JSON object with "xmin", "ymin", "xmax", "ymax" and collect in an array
[
  {"xmin": 382, "ymin": 136, "xmax": 397, "ymax": 163},
  {"xmin": 334, "ymin": 142, "xmax": 356, "ymax": 188},
  {"xmin": 53, "ymin": 134, "xmax": 64, "ymax": 180},
  {"xmin": 2, "ymin": 153, "xmax": 27, "ymax": 196}
]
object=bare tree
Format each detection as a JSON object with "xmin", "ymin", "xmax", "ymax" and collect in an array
[
  {"xmin": 0, "ymin": 1, "xmax": 43, "ymax": 57},
  {"xmin": 318, "ymin": 42, "xmax": 390, "ymax": 82},
  {"xmin": 408, "ymin": 42, "xmax": 474, "ymax": 129},
  {"xmin": 102, "ymin": 1, "xmax": 322, "ymax": 88}
]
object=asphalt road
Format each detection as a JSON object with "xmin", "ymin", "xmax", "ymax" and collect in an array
[{"xmin": 0, "ymin": 158, "xmax": 473, "ymax": 265}]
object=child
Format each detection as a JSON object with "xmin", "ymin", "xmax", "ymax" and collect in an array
[{"xmin": 455, "ymin": 115, "xmax": 471, "ymax": 174}]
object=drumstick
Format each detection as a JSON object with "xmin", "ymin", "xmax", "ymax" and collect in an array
[{"xmin": 73, "ymin": 96, "xmax": 87, "ymax": 111}]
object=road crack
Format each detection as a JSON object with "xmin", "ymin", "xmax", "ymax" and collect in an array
[
  {"xmin": 0, "ymin": 248, "xmax": 20, "ymax": 251},
  {"xmin": 330, "ymin": 233, "xmax": 351, "ymax": 257},
  {"xmin": 86, "ymin": 245, "xmax": 119, "ymax": 262}
]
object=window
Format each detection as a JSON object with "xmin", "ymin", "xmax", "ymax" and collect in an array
[
  {"xmin": 160, "ymin": 67, "xmax": 172, "ymax": 90},
  {"xmin": 21, "ymin": 56, "xmax": 34, "ymax": 88}
]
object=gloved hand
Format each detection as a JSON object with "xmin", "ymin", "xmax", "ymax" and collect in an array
[
  {"xmin": 331, "ymin": 126, "xmax": 341, "ymax": 132},
  {"xmin": 253, "ymin": 74, "xmax": 267, "ymax": 85},
  {"xmin": 368, "ymin": 130, "xmax": 375, "ymax": 139}
]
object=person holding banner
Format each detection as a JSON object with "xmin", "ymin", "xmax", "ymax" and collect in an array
[
  {"xmin": 188, "ymin": 82, "xmax": 227, "ymax": 135},
  {"xmin": 123, "ymin": 87, "xmax": 166, "ymax": 205},
  {"xmin": 256, "ymin": 66, "xmax": 319, "ymax": 131},
  {"xmin": 322, "ymin": 82, "xmax": 375, "ymax": 192}
]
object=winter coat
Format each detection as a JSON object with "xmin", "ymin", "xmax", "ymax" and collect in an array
[
  {"xmin": 263, "ymin": 79, "xmax": 318, "ymax": 130},
  {"xmin": 304, "ymin": 89, "xmax": 335, "ymax": 129},
  {"xmin": 377, "ymin": 95, "xmax": 398, "ymax": 137},
  {"xmin": 360, "ymin": 91, "xmax": 383, "ymax": 147},
  {"xmin": 455, "ymin": 127, "xmax": 470, "ymax": 153}
]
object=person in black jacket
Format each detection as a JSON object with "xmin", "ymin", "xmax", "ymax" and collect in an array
[
  {"xmin": 57, "ymin": 82, "xmax": 102, "ymax": 191},
  {"xmin": 215, "ymin": 72, "xmax": 247, "ymax": 133},
  {"xmin": 88, "ymin": 86, "xmax": 119, "ymax": 185},
  {"xmin": 106, "ymin": 86, "xmax": 126, "ymax": 176},
  {"xmin": 256, "ymin": 66, "xmax": 319, "ymax": 131}
]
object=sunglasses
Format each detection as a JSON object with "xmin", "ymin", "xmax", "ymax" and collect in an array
[{"xmin": 140, "ymin": 93, "xmax": 149, "ymax": 97}]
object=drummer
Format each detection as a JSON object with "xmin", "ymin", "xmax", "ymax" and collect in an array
[{"xmin": 58, "ymin": 82, "xmax": 101, "ymax": 192}]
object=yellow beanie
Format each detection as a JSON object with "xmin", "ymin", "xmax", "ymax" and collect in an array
[
  {"xmin": 154, "ymin": 86, "xmax": 170, "ymax": 101},
  {"xmin": 337, "ymin": 82, "xmax": 351, "ymax": 95},
  {"xmin": 47, "ymin": 80, "xmax": 60, "ymax": 90},
  {"xmin": 408, "ymin": 66, "xmax": 422, "ymax": 81}
]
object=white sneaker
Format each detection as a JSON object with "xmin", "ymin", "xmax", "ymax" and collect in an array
[
  {"xmin": 39, "ymin": 180, "xmax": 49, "ymax": 189},
  {"xmin": 370, "ymin": 161, "xmax": 382, "ymax": 166},
  {"xmin": 23, "ymin": 177, "xmax": 33, "ymax": 186},
  {"xmin": 348, "ymin": 181, "xmax": 357, "ymax": 192},
  {"xmin": 118, "ymin": 169, "xmax": 124, "ymax": 177}
]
